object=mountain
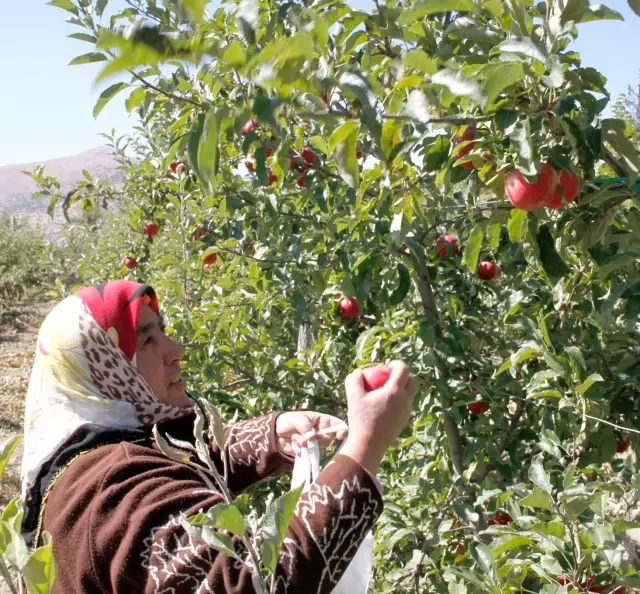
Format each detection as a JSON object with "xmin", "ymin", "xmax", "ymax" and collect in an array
[{"xmin": 0, "ymin": 146, "xmax": 121, "ymax": 238}]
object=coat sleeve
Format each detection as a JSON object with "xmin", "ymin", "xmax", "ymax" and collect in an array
[
  {"xmin": 217, "ymin": 412, "xmax": 294, "ymax": 493},
  {"xmin": 85, "ymin": 446, "xmax": 383, "ymax": 594}
]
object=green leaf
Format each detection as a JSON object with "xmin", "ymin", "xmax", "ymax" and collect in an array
[
  {"xmin": 431, "ymin": 69, "xmax": 483, "ymax": 103},
  {"xmin": 187, "ymin": 112, "xmax": 205, "ymax": 181},
  {"xmin": 222, "ymin": 39, "xmax": 247, "ymax": 67},
  {"xmin": 180, "ymin": 0, "xmax": 206, "ymax": 22},
  {"xmin": 0, "ymin": 434, "xmax": 22, "ymax": 481},
  {"xmin": 481, "ymin": 62, "xmax": 525, "ymax": 108},
  {"xmin": 356, "ymin": 326, "xmax": 387, "ymax": 361},
  {"xmin": 510, "ymin": 120, "xmax": 536, "ymax": 175},
  {"xmin": 520, "ymin": 488, "xmax": 552, "ymax": 510},
  {"xmin": 69, "ymin": 52, "xmax": 108, "ymax": 65},
  {"xmin": 47, "ymin": 0, "xmax": 78, "ymax": 13},
  {"xmin": 389, "ymin": 264, "xmax": 411, "ymax": 306},
  {"xmin": 96, "ymin": 0, "xmax": 108, "ymax": 17},
  {"xmin": 330, "ymin": 121, "xmax": 360, "ymax": 188},
  {"xmin": 576, "ymin": 373, "xmax": 604, "ymax": 395},
  {"xmin": 208, "ymin": 504, "xmax": 245, "ymax": 536},
  {"xmin": 581, "ymin": 4, "xmax": 625, "ymax": 22},
  {"xmin": 236, "ymin": 0, "xmax": 258, "ymax": 44},
  {"xmin": 260, "ymin": 487, "xmax": 303, "ymax": 573},
  {"xmin": 199, "ymin": 398, "xmax": 226, "ymax": 452},
  {"xmin": 559, "ymin": 0, "xmax": 589, "ymax": 24},
  {"xmin": 490, "ymin": 535, "xmax": 534, "ymax": 557},
  {"xmin": 564, "ymin": 346, "xmax": 586, "ymax": 370},
  {"xmin": 68, "ymin": 32, "xmax": 98, "ymax": 43},
  {"xmin": 472, "ymin": 542, "xmax": 494, "ymax": 575},
  {"xmin": 529, "ymin": 455, "xmax": 552, "ymax": 493},
  {"xmin": 629, "ymin": 0, "xmax": 640, "ymax": 18},
  {"xmin": 200, "ymin": 528, "xmax": 237, "ymax": 557},
  {"xmin": 197, "ymin": 110, "xmax": 222, "ymax": 194},
  {"xmin": 93, "ymin": 82, "xmax": 128, "ymax": 118},
  {"xmin": 463, "ymin": 225, "xmax": 484, "ymax": 273},
  {"xmin": 597, "ymin": 255, "xmax": 636, "ymax": 280},
  {"xmin": 21, "ymin": 534, "xmax": 56, "ymax": 594},
  {"xmin": 507, "ymin": 209, "xmax": 527, "ymax": 243},
  {"xmin": 401, "ymin": 0, "xmax": 478, "ymax": 23},
  {"xmin": 125, "ymin": 87, "xmax": 146, "ymax": 113},
  {"xmin": 495, "ymin": 37, "xmax": 548, "ymax": 63},
  {"xmin": 536, "ymin": 225, "xmax": 570, "ymax": 282},
  {"xmin": 403, "ymin": 50, "xmax": 438, "ymax": 75}
]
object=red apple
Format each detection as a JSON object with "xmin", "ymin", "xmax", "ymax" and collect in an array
[
  {"xmin": 242, "ymin": 119, "xmax": 258, "ymax": 134},
  {"xmin": 297, "ymin": 173, "xmax": 308, "ymax": 188},
  {"xmin": 611, "ymin": 587, "xmax": 628, "ymax": 594},
  {"xmin": 557, "ymin": 576, "xmax": 571, "ymax": 586},
  {"xmin": 468, "ymin": 401, "xmax": 489, "ymax": 415},
  {"xmin": 362, "ymin": 367, "xmax": 392, "ymax": 391},
  {"xmin": 302, "ymin": 147, "xmax": 318, "ymax": 165},
  {"xmin": 191, "ymin": 226, "xmax": 207, "ymax": 241},
  {"xmin": 505, "ymin": 163, "xmax": 558, "ymax": 211},
  {"xmin": 268, "ymin": 170, "xmax": 278, "ymax": 185},
  {"xmin": 489, "ymin": 510, "xmax": 513, "ymax": 526},
  {"xmin": 289, "ymin": 159, "xmax": 296, "ymax": 171},
  {"xmin": 123, "ymin": 257, "xmax": 137, "ymax": 270},
  {"xmin": 545, "ymin": 169, "xmax": 580, "ymax": 210},
  {"xmin": 356, "ymin": 150, "xmax": 363, "ymax": 160},
  {"xmin": 617, "ymin": 439, "xmax": 631, "ymax": 454},
  {"xmin": 478, "ymin": 261, "xmax": 501, "ymax": 281},
  {"xmin": 265, "ymin": 147, "xmax": 273, "ymax": 158},
  {"xmin": 435, "ymin": 235, "xmax": 460, "ymax": 258},
  {"xmin": 202, "ymin": 253, "xmax": 217, "ymax": 269},
  {"xmin": 452, "ymin": 126, "xmax": 477, "ymax": 170},
  {"xmin": 169, "ymin": 160, "xmax": 185, "ymax": 173},
  {"xmin": 143, "ymin": 222, "xmax": 159, "ymax": 237},
  {"xmin": 245, "ymin": 156, "xmax": 255, "ymax": 173},
  {"xmin": 339, "ymin": 296, "xmax": 360, "ymax": 320}
]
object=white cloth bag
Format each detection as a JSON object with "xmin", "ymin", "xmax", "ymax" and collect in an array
[{"xmin": 291, "ymin": 440, "xmax": 374, "ymax": 594}]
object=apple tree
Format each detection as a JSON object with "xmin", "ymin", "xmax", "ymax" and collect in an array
[{"xmin": 30, "ymin": 0, "xmax": 640, "ymax": 592}]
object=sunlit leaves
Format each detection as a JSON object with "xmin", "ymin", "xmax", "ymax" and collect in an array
[
  {"xmin": 69, "ymin": 52, "xmax": 108, "ymax": 65},
  {"xmin": 260, "ymin": 487, "xmax": 303, "ymax": 573},
  {"xmin": 93, "ymin": 82, "xmax": 129, "ymax": 118}
]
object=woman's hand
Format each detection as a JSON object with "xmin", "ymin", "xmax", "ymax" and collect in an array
[{"xmin": 276, "ymin": 411, "xmax": 348, "ymax": 457}]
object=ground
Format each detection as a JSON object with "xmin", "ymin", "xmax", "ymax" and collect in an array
[{"xmin": 0, "ymin": 300, "xmax": 53, "ymax": 508}]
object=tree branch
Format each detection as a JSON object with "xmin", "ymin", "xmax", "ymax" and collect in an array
[
  {"xmin": 473, "ymin": 399, "xmax": 524, "ymax": 483},
  {"xmin": 602, "ymin": 147, "xmax": 631, "ymax": 178},
  {"xmin": 413, "ymin": 258, "xmax": 465, "ymax": 479},
  {"xmin": 129, "ymin": 71, "xmax": 203, "ymax": 108}
]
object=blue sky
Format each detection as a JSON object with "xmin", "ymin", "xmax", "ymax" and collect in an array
[{"xmin": 0, "ymin": 1, "xmax": 638, "ymax": 166}]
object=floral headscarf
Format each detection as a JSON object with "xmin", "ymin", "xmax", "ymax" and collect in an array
[{"xmin": 21, "ymin": 280, "xmax": 194, "ymax": 495}]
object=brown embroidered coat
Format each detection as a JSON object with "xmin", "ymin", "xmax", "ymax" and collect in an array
[{"xmin": 38, "ymin": 412, "xmax": 383, "ymax": 594}]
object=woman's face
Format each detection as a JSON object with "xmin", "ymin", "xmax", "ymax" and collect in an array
[{"xmin": 135, "ymin": 303, "xmax": 191, "ymax": 408}]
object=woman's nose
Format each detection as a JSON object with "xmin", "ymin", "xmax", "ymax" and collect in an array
[{"xmin": 164, "ymin": 337, "xmax": 184, "ymax": 365}]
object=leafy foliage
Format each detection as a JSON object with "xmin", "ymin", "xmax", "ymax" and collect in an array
[{"xmin": 7, "ymin": 0, "xmax": 640, "ymax": 593}]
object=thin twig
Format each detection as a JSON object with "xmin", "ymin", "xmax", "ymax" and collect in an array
[
  {"xmin": 412, "ymin": 257, "xmax": 464, "ymax": 478},
  {"xmin": 129, "ymin": 71, "xmax": 203, "ymax": 108}
]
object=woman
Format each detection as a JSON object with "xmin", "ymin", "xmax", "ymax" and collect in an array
[{"xmin": 20, "ymin": 280, "xmax": 418, "ymax": 593}]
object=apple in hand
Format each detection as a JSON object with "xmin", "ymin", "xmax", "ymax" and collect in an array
[
  {"xmin": 505, "ymin": 163, "xmax": 557, "ymax": 211},
  {"xmin": 362, "ymin": 367, "xmax": 392, "ymax": 391}
]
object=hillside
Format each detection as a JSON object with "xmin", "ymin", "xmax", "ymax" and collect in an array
[{"xmin": 0, "ymin": 147, "xmax": 121, "ymax": 234}]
